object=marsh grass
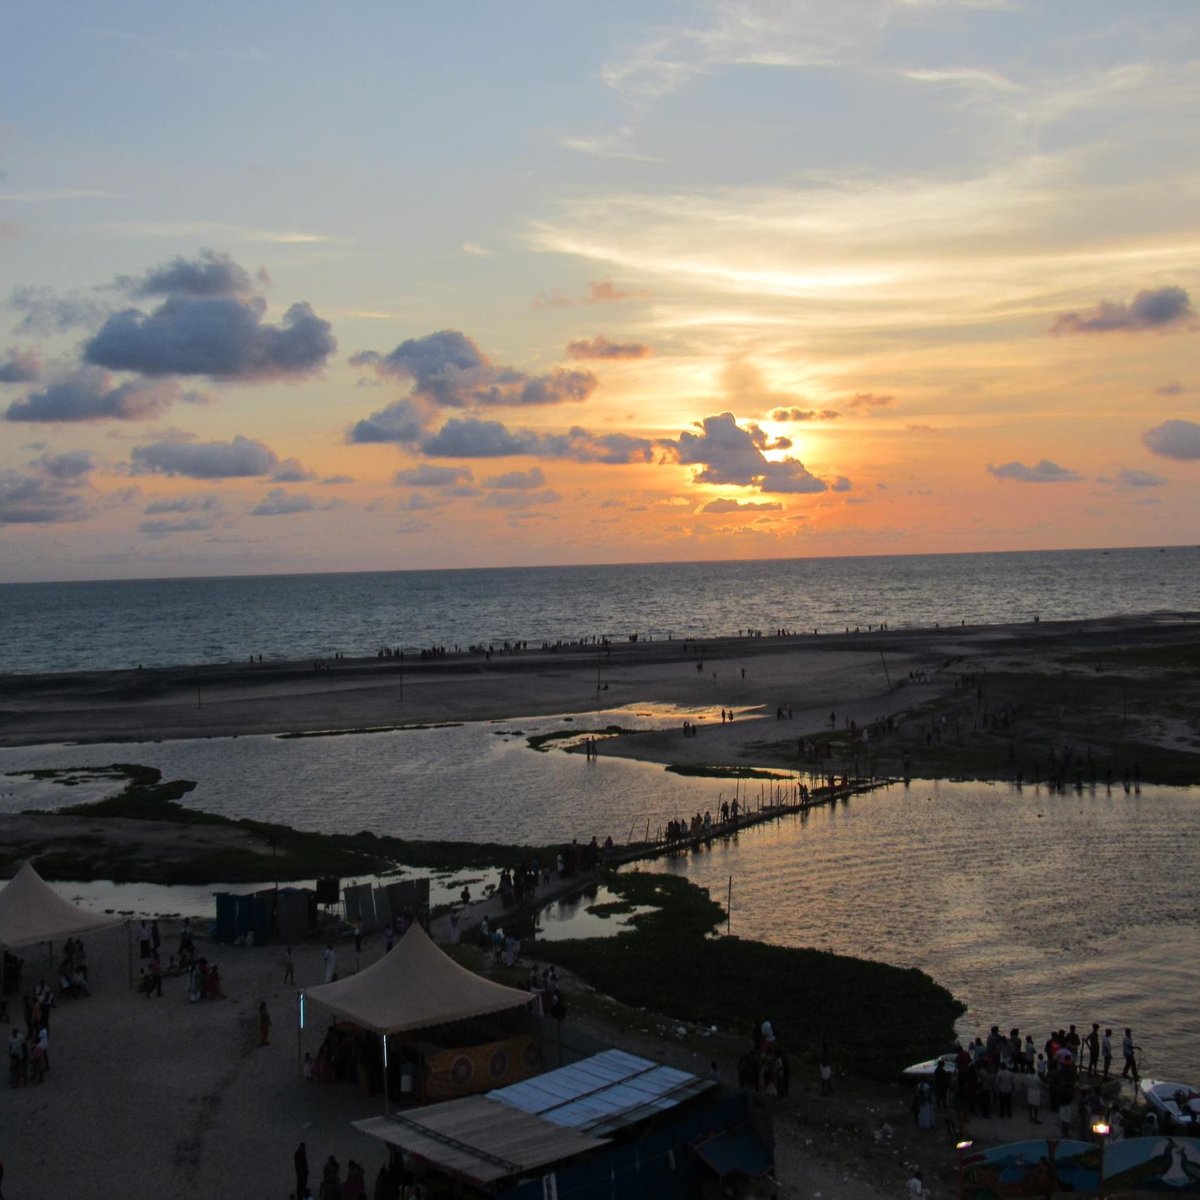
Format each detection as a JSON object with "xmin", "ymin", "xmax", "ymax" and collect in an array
[{"xmin": 533, "ymin": 870, "xmax": 965, "ymax": 1080}]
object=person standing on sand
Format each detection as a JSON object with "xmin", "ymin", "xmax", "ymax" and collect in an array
[
  {"xmin": 1102, "ymin": 1028, "xmax": 1113, "ymax": 1078},
  {"xmin": 294, "ymin": 1141, "xmax": 308, "ymax": 1198},
  {"xmin": 1121, "ymin": 1028, "xmax": 1139, "ymax": 1082},
  {"xmin": 137, "ymin": 920, "xmax": 152, "ymax": 959},
  {"xmin": 323, "ymin": 944, "xmax": 336, "ymax": 983},
  {"xmin": 283, "ymin": 946, "xmax": 295, "ymax": 984},
  {"xmin": 1085, "ymin": 1024, "xmax": 1100, "ymax": 1076},
  {"xmin": 257, "ymin": 1001, "xmax": 271, "ymax": 1046},
  {"xmin": 1026, "ymin": 1073, "xmax": 1042, "ymax": 1123}
]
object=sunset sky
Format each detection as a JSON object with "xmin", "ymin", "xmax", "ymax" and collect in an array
[{"xmin": 2, "ymin": 1, "xmax": 1198, "ymax": 582}]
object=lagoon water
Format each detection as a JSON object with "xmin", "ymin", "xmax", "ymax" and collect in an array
[
  {"xmin": 2, "ymin": 714, "xmax": 1197, "ymax": 1079},
  {"xmin": 2, "ymin": 544, "xmax": 1197, "ymax": 674},
  {"xmin": 2, "ymin": 546, "xmax": 1197, "ymax": 1075}
]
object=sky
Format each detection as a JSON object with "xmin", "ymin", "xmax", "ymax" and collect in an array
[{"xmin": 2, "ymin": 1, "xmax": 1198, "ymax": 583}]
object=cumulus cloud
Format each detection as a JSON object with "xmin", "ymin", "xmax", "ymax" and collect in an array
[
  {"xmin": 987, "ymin": 459, "xmax": 1082, "ymax": 483},
  {"xmin": 130, "ymin": 434, "xmax": 308, "ymax": 480},
  {"xmin": 483, "ymin": 488, "xmax": 560, "ymax": 509},
  {"xmin": 847, "ymin": 393, "xmax": 895, "ymax": 409},
  {"xmin": 422, "ymin": 417, "xmax": 529, "ymax": 458},
  {"xmin": 565, "ymin": 335, "xmax": 650, "ymax": 360},
  {"xmin": 398, "ymin": 493, "xmax": 436, "ymax": 511},
  {"xmin": 144, "ymin": 494, "xmax": 223, "ymax": 515},
  {"xmin": 84, "ymin": 296, "xmax": 336, "ymax": 379},
  {"xmin": 746, "ymin": 423, "xmax": 791, "ymax": 452},
  {"xmin": 33, "ymin": 450, "xmax": 94, "ymax": 480},
  {"xmin": 0, "ymin": 450, "xmax": 95, "ymax": 525},
  {"xmin": 701, "ymin": 498, "xmax": 783, "ymax": 513},
  {"xmin": 1102, "ymin": 468, "xmax": 1166, "ymax": 488},
  {"xmin": 8, "ymin": 286, "xmax": 112, "ymax": 335},
  {"xmin": 5, "ymin": 367, "xmax": 206, "ymax": 422},
  {"xmin": 139, "ymin": 517, "xmax": 216, "ymax": 536},
  {"xmin": 770, "ymin": 407, "xmax": 840, "ymax": 422},
  {"xmin": 0, "ymin": 347, "xmax": 40, "ymax": 383},
  {"xmin": 249, "ymin": 488, "xmax": 317, "ymax": 516},
  {"xmin": 120, "ymin": 248, "xmax": 255, "ymax": 298},
  {"xmin": 1141, "ymin": 419, "xmax": 1200, "ymax": 460},
  {"xmin": 668, "ymin": 412, "xmax": 841, "ymax": 495},
  {"xmin": 353, "ymin": 330, "xmax": 596, "ymax": 409},
  {"xmin": 483, "ymin": 467, "xmax": 546, "ymax": 489},
  {"xmin": 550, "ymin": 429, "xmax": 656, "ymax": 464},
  {"xmin": 1051, "ymin": 286, "xmax": 1196, "ymax": 335},
  {"xmin": 393, "ymin": 464, "xmax": 474, "ymax": 488},
  {"xmin": 347, "ymin": 398, "xmax": 428, "ymax": 445},
  {"xmin": 272, "ymin": 457, "xmax": 317, "ymax": 483},
  {"xmin": 422, "ymin": 418, "xmax": 656, "ymax": 463}
]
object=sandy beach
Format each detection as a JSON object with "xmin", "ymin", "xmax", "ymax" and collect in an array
[
  {"xmin": 2, "ymin": 614, "xmax": 1196, "ymax": 1197},
  {"xmin": 3, "ymin": 615, "xmax": 1197, "ymax": 765},
  {"xmin": 1, "ymin": 910, "xmax": 1108, "ymax": 1200}
]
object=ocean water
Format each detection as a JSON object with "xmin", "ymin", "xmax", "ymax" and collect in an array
[
  {"xmin": 1, "ymin": 721, "xmax": 1196, "ymax": 1079},
  {"xmin": 1, "ymin": 544, "xmax": 1196, "ymax": 675}
]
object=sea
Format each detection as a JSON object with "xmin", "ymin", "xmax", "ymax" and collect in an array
[
  {"xmin": 1, "ymin": 544, "xmax": 1197, "ymax": 675},
  {"xmin": 1, "ymin": 545, "xmax": 1197, "ymax": 1078}
]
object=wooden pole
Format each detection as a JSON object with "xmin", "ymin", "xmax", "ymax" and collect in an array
[{"xmin": 879, "ymin": 649, "xmax": 892, "ymax": 690}]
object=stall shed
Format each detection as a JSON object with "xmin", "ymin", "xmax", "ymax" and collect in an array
[
  {"xmin": 276, "ymin": 887, "xmax": 317, "ymax": 944},
  {"xmin": 213, "ymin": 886, "xmax": 316, "ymax": 945},
  {"xmin": 355, "ymin": 1049, "xmax": 773, "ymax": 1199},
  {"xmin": 343, "ymin": 878, "xmax": 430, "ymax": 933}
]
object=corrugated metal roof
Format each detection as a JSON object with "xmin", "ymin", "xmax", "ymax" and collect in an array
[
  {"xmin": 355, "ymin": 1051, "xmax": 716, "ymax": 1185},
  {"xmin": 353, "ymin": 1097, "xmax": 608, "ymax": 1186},
  {"xmin": 492, "ymin": 1049, "xmax": 715, "ymax": 1137}
]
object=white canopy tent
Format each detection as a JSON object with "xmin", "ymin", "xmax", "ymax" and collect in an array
[
  {"xmin": 304, "ymin": 921, "xmax": 533, "ymax": 1034},
  {"xmin": 0, "ymin": 860, "xmax": 122, "ymax": 949},
  {"xmin": 301, "ymin": 922, "xmax": 535, "ymax": 1108}
]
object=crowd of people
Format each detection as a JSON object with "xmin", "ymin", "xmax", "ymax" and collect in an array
[
  {"xmin": 913, "ymin": 1023, "xmax": 1147, "ymax": 1140},
  {"xmin": 4, "ymin": 942, "xmax": 90, "ymax": 1087},
  {"xmin": 292, "ymin": 1141, "xmax": 408, "ymax": 1200},
  {"xmin": 737, "ymin": 1018, "xmax": 791, "ymax": 1097}
]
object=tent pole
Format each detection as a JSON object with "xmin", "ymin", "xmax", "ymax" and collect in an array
[
  {"xmin": 297, "ymin": 992, "xmax": 304, "ymax": 1076},
  {"xmin": 382, "ymin": 1033, "xmax": 390, "ymax": 1113}
]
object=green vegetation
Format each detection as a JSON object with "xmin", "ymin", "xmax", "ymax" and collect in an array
[
  {"xmin": 277, "ymin": 722, "xmax": 462, "ymax": 739},
  {"xmin": 1059, "ymin": 641, "xmax": 1200, "ymax": 672},
  {"xmin": 534, "ymin": 870, "xmax": 965, "ymax": 1081},
  {"xmin": 584, "ymin": 900, "xmax": 636, "ymax": 918},
  {"xmin": 665, "ymin": 764, "xmax": 794, "ymax": 780},
  {"xmin": 11, "ymin": 762, "xmax": 566, "ymax": 883},
  {"xmin": 526, "ymin": 725, "xmax": 634, "ymax": 752}
]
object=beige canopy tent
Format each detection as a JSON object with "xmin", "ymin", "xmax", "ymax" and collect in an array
[
  {"xmin": 303, "ymin": 921, "xmax": 532, "ymax": 1034},
  {"xmin": 0, "ymin": 860, "xmax": 122, "ymax": 949},
  {"xmin": 301, "ymin": 922, "xmax": 535, "ymax": 1109}
]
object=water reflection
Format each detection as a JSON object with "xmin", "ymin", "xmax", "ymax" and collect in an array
[
  {"xmin": 532, "ymin": 883, "xmax": 655, "ymax": 942},
  {"xmin": 2, "ymin": 720, "xmax": 1196, "ymax": 1079}
]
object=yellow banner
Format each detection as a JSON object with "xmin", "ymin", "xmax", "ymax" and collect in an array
[{"xmin": 423, "ymin": 1034, "xmax": 542, "ymax": 1099}]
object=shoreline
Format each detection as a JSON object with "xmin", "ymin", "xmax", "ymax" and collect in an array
[{"xmin": 2, "ymin": 611, "xmax": 1198, "ymax": 885}]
